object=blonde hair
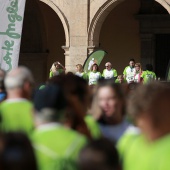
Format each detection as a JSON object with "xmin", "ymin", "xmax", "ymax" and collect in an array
[
  {"xmin": 76, "ymin": 64, "xmax": 84, "ymax": 73},
  {"xmin": 135, "ymin": 63, "xmax": 142, "ymax": 73}
]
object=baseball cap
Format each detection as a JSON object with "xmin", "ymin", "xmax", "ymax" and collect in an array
[{"xmin": 34, "ymin": 84, "xmax": 66, "ymax": 112}]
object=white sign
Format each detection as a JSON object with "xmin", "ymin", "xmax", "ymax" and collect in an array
[{"xmin": 0, "ymin": 0, "xmax": 26, "ymax": 71}]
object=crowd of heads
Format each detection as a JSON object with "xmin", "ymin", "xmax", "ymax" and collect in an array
[{"xmin": 0, "ymin": 62, "xmax": 169, "ymax": 170}]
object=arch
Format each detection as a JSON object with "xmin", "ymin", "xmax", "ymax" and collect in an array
[
  {"xmin": 88, "ymin": 0, "xmax": 125, "ymax": 47},
  {"xmin": 40, "ymin": 0, "xmax": 70, "ymax": 47},
  {"xmin": 155, "ymin": 0, "xmax": 170, "ymax": 13},
  {"xmin": 88, "ymin": 0, "xmax": 170, "ymax": 47}
]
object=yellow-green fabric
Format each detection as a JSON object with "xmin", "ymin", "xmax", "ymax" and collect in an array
[
  {"xmin": 49, "ymin": 69, "xmax": 64, "ymax": 78},
  {"xmin": 85, "ymin": 114, "xmax": 101, "ymax": 139},
  {"xmin": 0, "ymin": 99, "xmax": 34, "ymax": 134},
  {"xmin": 32, "ymin": 124, "xmax": 87, "ymax": 170},
  {"xmin": 141, "ymin": 70, "xmax": 156, "ymax": 84},
  {"xmin": 118, "ymin": 132, "xmax": 170, "ymax": 170},
  {"xmin": 75, "ymin": 72, "xmax": 87, "ymax": 80}
]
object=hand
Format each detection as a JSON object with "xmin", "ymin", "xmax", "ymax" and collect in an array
[{"xmin": 57, "ymin": 62, "xmax": 60, "ymax": 65}]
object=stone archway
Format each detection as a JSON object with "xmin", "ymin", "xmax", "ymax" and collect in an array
[
  {"xmin": 40, "ymin": 0, "xmax": 70, "ymax": 47},
  {"xmin": 155, "ymin": 0, "xmax": 170, "ymax": 13},
  {"xmin": 88, "ymin": 0, "xmax": 125, "ymax": 51},
  {"xmin": 88, "ymin": 0, "xmax": 170, "ymax": 52}
]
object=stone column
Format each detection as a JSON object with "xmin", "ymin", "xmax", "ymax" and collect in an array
[{"xmin": 64, "ymin": 0, "xmax": 88, "ymax": 72}]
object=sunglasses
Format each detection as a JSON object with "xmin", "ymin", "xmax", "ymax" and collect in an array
[{"xmin": 105, "ymin": 65, "xmax": 109, "ymax": 67}]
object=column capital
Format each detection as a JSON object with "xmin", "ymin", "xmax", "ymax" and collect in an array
[{"xmin": 62, "ymin": 46, "xmax": 70, "ymax": 56}]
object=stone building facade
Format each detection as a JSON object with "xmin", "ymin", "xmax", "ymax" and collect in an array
[{"xmin": 19, "ymin": 0, "xmax": 170, "ymax": 85}]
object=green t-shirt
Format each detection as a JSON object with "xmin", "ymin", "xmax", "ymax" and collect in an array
[
  {"xmin": 102, "ymin": 69, "xmax": 117, "ymax": 79},
  {"xmin": 123, "ymin": 66, "xmax": 136, "ymax": 83},
  {"xmin": 49, "ymin": 69, "xmax": 64, "ymax": 78},
  {"xmin": 31, "ymin": 123, "xmax": 87, "ymax": 170},
  {"xmin": 0, "ymin": 99, "xmax": 34, "ymax": 134},
  {"xmin": 75, "ymin": 72, "xmax": 87, "ymax": 80},
  {"xmin": 84, "ymin": 114, "xmax": 101, "ymax": 139},
  {"xmin": 87, "ymin": 71, "xmax": 102, "ymax": 85},
  {"xmin": 141, "ymin": 70, "xmax": 156, "ymax": 84},
  {"xmin": 118, "ymin": 131, "xmax": 170, "ymax": 170}
]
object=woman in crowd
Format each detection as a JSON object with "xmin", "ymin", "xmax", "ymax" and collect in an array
[
  {"xmin": 87, "ymin": 63, "xmax": 102, "ymax": 85},
  {"xmin": 133, "ymin": 63, "xmax": 143, "ymax": 83},
  {"xmin": 75, "ymin": 64, "xmax": 87, "ymax": 79},
  {"xmin": 49, "ymin": 61, "xmax": 66, "ymax": 78},
  {"xmin": 92, "ymin": 80, "xmax": 131, "ymax": 142}
]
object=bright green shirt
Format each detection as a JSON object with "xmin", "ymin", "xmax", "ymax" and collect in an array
[
  {"xmin": 118, "ymin": 132, "xmax": 170, "ymax": 170},
  {"xmin": 75, "ymin": 72, "xmax": 87, "ymax": 80},
  {"xmin": 123, "ymin": 66, "xmax": 136, "ymax": 83},
  {"xmin": 32, "ymin": 123, "xmax": 87, "ymax": 170},
  {"xmin": 0, "ymin": 99, "xmax": 34, "ymax": 134},
  {"xmin": 141, "ymin": 70, "xmax": 156, "ymax": 84},
  {"xmin": 102, "ymin": 69, "xmax": 117, "ymax": 79},
  {"xmin": 84, "ymin": 114, "xmax": 101, "ymax": 139},
  {"xmin": 49, "ymin": 69, "xmax": 64, "ymax": 78},
  {"xmin": 87, "ymin": 71, "xmax": 102, "ymax": 85}
]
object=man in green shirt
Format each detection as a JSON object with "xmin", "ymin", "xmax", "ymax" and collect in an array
[
  {"xmin": 118, "ymin": 82, "xmax": 170, "ymax": 170},
  {"xmin": 123, "ymin": 59, "xmax": 136, "ymax": 83},
  {"xmin": 102, "ymin": 62, "xmax": 117, "ymax": 80},
  {"xmin": 0, "ymin": 66, "xmax": 34, "ymax": 134},
  {"xmin": 141, "ymin": 64, "xmax": 156, "ymax": 84},
  {"xmin": 32, "ymin": 84, "xmax": 87, "ymax": 170}
]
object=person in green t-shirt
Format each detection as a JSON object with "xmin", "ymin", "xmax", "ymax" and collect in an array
[
  {"xmin": 87, "ymin": 63, "xmax": 102, "ymax": 85},
  {"xmin": 123, "ymin": 59, "xmax": 136, "ymax": 83},
  {"xmin": 102, "ymin": 62, "xmax": 117, "ymax": 80},
  {"xmin": 118, "ymin": 82, "xmax": 170, "ymax": 170},
  {"xmin": 0, "ymin": 66, "xmax": 34, "ymax": 134},
  {"xmin": 49, "ymin": 61, "xmax": 66, "ymax": 78},
  {"xmin": 32, "ymin": 84, "xmax": 87, "ymax": 170},
  {"xmin": 141, "ymin": 64, "xmax": 156, "ymax": 84},
  {"xmin": 75, "ymin": 64, "xmax": 87, "ymax": 80}
]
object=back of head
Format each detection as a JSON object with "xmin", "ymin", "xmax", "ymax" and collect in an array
[
  {"xmin": 78, "ymin": 138, "xmax": 119, "ymax": 170},
  {"xmin": 128, "ymin": 82, "xmax": 170, "ymax": 130},
  {"xmin": 129, "ymin": 58, "xmax": 135, "ymax": 63},
  {"xmin": 145, "ymin": 64, "xmax": 153, "ymax": 71},
  {"xmin": 34, "ymin": 84, "xmax": 67, "ymax": 123},
  {"xmin": 4, "ymin": 66, "xmax": 34, "ymax": 90},
  {"xmin": 0, "ymin": 132, "xmax": 37, "ymax": 170}
]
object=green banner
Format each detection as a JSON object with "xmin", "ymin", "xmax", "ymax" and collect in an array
[{"xmin": 83, "ymin": 49, "xmax": 107, "ymax": 73}]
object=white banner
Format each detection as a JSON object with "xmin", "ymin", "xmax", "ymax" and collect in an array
[{"xmin": 0, "ymin": 0, "xmax": 26, "ymax": 71}]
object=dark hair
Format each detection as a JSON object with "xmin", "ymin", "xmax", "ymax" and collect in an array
[
  {"xmin": 127, "ymin": 82, "xmax": 170, "ymax": 126},
  {"xmin": 129, "ymin": 58, "xmax": 135, "ymax": 62},
  {"xmin": 48, "ymin": 74, "xmax": 92, "ymax": 138},
  {"xmin": 0, "ymin": 133, "xmax": 37, "ymax": 170},
  {"xmin": 98, "ymin": 79, "xmax": 125, "ymax": 104},
  {"xmin": 90, "ymin": 63, "xmax": 99, "ymax": 72},
  {"xmin": 78, "ymin": 138, "xmax": 119, "ymax": 170},
  {"xmin": 145, "ymin": 64, "xmax": 153, "ymax": 71}
]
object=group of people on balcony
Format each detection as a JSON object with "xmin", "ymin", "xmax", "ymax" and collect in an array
[{"xmin": 49, "ymin": 58, "xmax": 157, "ymax": 85}]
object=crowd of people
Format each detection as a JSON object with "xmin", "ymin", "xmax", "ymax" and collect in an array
[
  {"xmin": 49, "ymin": 59, "xmax": 157, "ymax": 85},
  {"xmin": 0, "ymin": 59, "xmax": 169, "ymax": 170}
]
